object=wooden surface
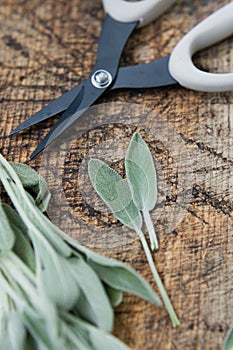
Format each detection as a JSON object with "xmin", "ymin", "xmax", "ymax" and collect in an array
[{"xmin": 0, "ymin": 0, "xmax": 233, "ymax": 349}]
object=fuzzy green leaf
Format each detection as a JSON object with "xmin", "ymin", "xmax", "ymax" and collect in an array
[
  {"xmin": 66, "ymin": 315, "xmax": 131, "ymax": 350},
  {"xmin": 89, "ymin": 262, "xmax": 161, "ymax": 306},
  {"xmin": 224, "ymin": 325, "xmax": 233, "ymax": 350},
  {"xmin": 89, "ymin": 325, "xmax": 131, "ymax": 350},
  {"xmin": 104, "ymin": 285, "xmax": 123, "ymax": 307},
  {"xmin": 35, "ymin": 240, "xmax": 80, "ymax": 311},
  {"xmin": 70, "ymin": 256, "xmax": 114, "ymax": 332},
  {"xmin": 10, "ymin": 162, "xmax": 50, "ymax": 212},
  {"xmin": 22, "ymin": 308, "xmax": 62, "ymax": 350},
  {"xmin": 7, "ymin": 312, "xmax": 27, "ymax": 350},
  {"xmin": 125, "ymin": 132, "xmax": 157, "ymax": 211},
  {"xmin": 0, "ymin": 200, "xmax": 15, "ymax": 251},
  {"xmin": 61, "ymin": 235, "xmax": 161, "ymax": 306},
  {"xmin": 2, "ymin": 204, "xmax": 35, "ymax": 271},
  {"xmin": 125, "ymin": 132, "xmax": 159, "ymax": 250},
  {"xmin": 88, "ymin": 159, "xmax": 142, "ymax": 231}
]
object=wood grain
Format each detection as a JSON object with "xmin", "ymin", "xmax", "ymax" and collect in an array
[{"xmin": 0, "ymin": 0, "xmax": 233, "ymax": 349}]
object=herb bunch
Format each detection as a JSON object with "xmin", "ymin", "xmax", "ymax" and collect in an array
[
  {"xmin": 0, "ymin": 154, "xmax": 161, "ymax": 350},
  {"xmin": 88, "ymin": 132, "xmax": 180, "ymax": 327}
]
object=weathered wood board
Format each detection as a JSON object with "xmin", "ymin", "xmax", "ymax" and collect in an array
[{"xmin": 0, "ymin": 0, "xmax": 233, "ymax": 349}]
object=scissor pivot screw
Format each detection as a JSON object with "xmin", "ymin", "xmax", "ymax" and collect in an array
[{"xmin": 91, "ymin": 70, "xmax": 112, "ymax": 88}]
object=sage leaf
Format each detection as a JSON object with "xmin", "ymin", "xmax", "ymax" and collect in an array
[
  {"xmin": 10, "ymin": 162, "xmax": 50, "ymax": 212},
  {"xmin": 7, "ymin": 311, "xmax": 26, "ymax": 350},
  {"xmin": 61, "ymin": 321, "xmax": 93, "ymax": 350},
  {"xmin": 10, "ymin": 162, "xmax": 41, "ymax": 187},
  {"xmin": 224, "ymin": 325, "xmax": 233, "ymax": 350},
  {"xmin": 88, "ymin": 158, "xmax": 142, "ymax": 231},
  {"xmin": 65, "ymin": 315, "xmax": 131, "ymax": 350},
  {"xmin": 0, "ymin": 200, "xmax": 15, "ymax": 251},
  {"xmin": 35, "ymin": 239, "xmax": 80, "ymax": 311},
  {"xmin": 0, "ymin": 331, "xmax": 12, "ymax": 350},
  {"xmin": 59, "ymin": 234, "xmax": 161, "ymax": 306},
  {"xmin": 2, "ymin": 204, "xmax": 35, "ymax": 271},
  {"xmin": 125, "ymin": 132, "xmax": 158, "ymax": 249},
  {"xmin": 89, "ymin": 261, "xmax": 161, "ymax": 306},
  {"xmin": 0, "ymin": 290, "xmax": 9, "ymax": 346},
  {"xmin": 125, "ymin": 132, "xmax": 157, "ymax": 210},
  {"xmin": 22, "ymin": 308, "xmax": 62, "ymax": 350},
  {"xmin": 13, "ymin": 225, "xmax": 36, "ymax": 272},
  {"xmin": 31, "ymin": 206, "xmax": 72, "ymax": 258},
  {"xmin": 70, "ymin": 256, "xmax": 114, "ymax": 332},
  {"xmin": 2, "ymin": 202, "xmax": 27, "ymax": 232},
  {"xmin": 104, "ymin": 285, "xmax": 123, "ymax": 307},
  {"xmin": 89, "ymin": 325, "xmax": 131, "ymax": 350}
]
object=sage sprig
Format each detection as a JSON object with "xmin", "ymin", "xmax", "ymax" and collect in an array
[
  {"xmin": 88, "ymin": 134, "xmax": 180, "ymax": 328},
  {"xmin": 0, "ymin": 153, "xmax": 161, "ymax": 349},
  {"xmin": 125, "ymin": 132, "xmax": 158, "ymax": 250}
]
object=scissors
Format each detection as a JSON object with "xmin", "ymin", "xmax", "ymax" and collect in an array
[{"xmin": 10, "ymin": 0, "xmax": 233, "ymax": 159}]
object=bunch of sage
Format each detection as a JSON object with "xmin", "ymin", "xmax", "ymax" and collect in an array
[
  {"xmin": 88, "ymin": 132, "xmax": 180, "ymax": 327},
  {"xmin": 0, "ymin": 154, "xmax": 161, "ymax": 350}
]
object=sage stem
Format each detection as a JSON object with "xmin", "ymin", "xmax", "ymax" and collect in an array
[
  {"xmin": 142, "ymin": 209, "xmax": 159, "ymax": 250},
  {"xmin": 136, "ymin": 229, "xmax": 180, "ymax": 327}
]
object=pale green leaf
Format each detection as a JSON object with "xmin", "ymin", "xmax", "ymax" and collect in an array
[
  {"xmin": 0, "ymin": 333, "xmax": 11, "ymax": 350},
  {"xmin": 31, "ymin": 206, "xmax": 72, "ymax": 257},
  {"xmin": 88, "ymin": 159, "xmax": 142, "ymax": 231},
  {"xmin": 89, "ymin": 325, "xmax": 130, "ymax": 350},
  {"xmin": 125, "ymin": 132, "xmax": 157, "ymax": 211},
  {"xmin": 66, "ymin": 315, "xmax": 130, "ymax": 350},
  {"xmin": 13, "ymin": 225, "xmax": 36, "ymax": 272},
  {"xmin": 105, "ymin": 285, "xmax": 123, "ymax": 307},
  {"xmin": 125, "ymin": 132, "xmax": 159, "ymax": 250},
  {"xmin": 2, "ymin": 203, "xmax": 27, "ymax": 232},
  {"xmin": 2, "ymin": 204, "xmax": 35, "ymax": 271},
  {"xmin": 224, "ymin": 325, "xmax": 233, "ymax": 350},
  {"xmin": 70, "ymin": 257, "xmax": 114, "ymax": 332},
  {"xmin": 0, "ymin": 297, "xmax": 8, "ymax": 344},
  {"xmin": 35, "ymin": 240, "xmax": 80, "ymax": 311},
  {"xmin": 10, "ymin": 162, "xmax": 50, "ymax": 212},
  {"xmin": 10, "ymin": 162, "xmax": 40, "ymax": 187},
  {"xmin": 22, "ymin": 308, "xmax": 62, "ymax": 350},
  {"xmin": 61, "ymin": 236, "xmax": 161, "ymax": 306},
  {"xmin": 0, "ymin": 200, "xmax": 15, "ymax": 251},
  {"xmin": 8, "ymin": 311, "xmax": 27, "ymax": 350},
  {"xmin": 61, "ymin": 321, "xmax": 92, "ymax": 350},
  {"xmin": 89, "ymin": 262, "xmax": 161, "ymax": 306}
]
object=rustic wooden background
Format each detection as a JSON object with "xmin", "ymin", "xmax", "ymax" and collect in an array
[{"xmin": 0, "ymin": 0, "xmax": 233, "ymax": 349}]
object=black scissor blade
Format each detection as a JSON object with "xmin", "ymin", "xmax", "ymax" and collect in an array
[
  {"xmin": 111, "ymin": 55, "xmax": 177, "ymax": 90},
  {"xmin": 30, "ymin": 84, "xmax": 85, "ymax": 159},
  {"xmin": 30, "ymin": 78, "xmax": 106, "ymax": 159},
  {"xmin": 10, "ymin": 84, "xmax": 83, "ymax": 135}
]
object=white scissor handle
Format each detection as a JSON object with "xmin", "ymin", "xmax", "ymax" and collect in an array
[
  {"xmin": 169, "ymin": 2, "xmax": 233, "ymax": 92},
  {"xmin": 102, "ymin": 0, "xmax": 176, "ymax": 28}
]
